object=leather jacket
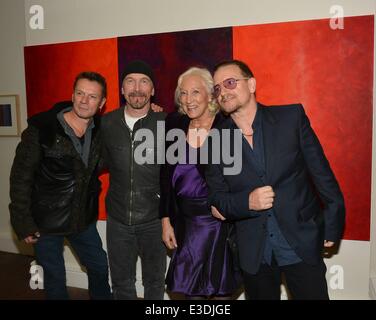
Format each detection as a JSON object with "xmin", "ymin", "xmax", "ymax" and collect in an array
[
  {"xmin": 9, "ymin": 102, "xmax": 102, "ymax": 239},
  {"xmin": 101, "ymin": 107, "xmax": 166, "ymax": 225}
]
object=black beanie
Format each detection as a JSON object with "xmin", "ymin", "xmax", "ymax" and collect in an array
[{"xmin": 121, "ymin": 60, "xmax": 154, "ymax": 85}]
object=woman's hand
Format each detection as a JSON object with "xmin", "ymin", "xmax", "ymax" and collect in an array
[{"xmin": 162, "ymin": 217, "xmax": 177, "ymax": 249}]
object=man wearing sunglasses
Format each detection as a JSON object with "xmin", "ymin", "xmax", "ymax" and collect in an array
[{"xmin": 206, "ymin": 59, "xmax": 345, "ymax": 300}]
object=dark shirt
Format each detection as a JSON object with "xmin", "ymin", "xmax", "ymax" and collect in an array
[
  {"xmin": 242, "ymin": 104, "xmax": 302, "ymax": 267},
  {"xmin": 57, "ymin": 107, "xmax": 94, "ymax": 167}
]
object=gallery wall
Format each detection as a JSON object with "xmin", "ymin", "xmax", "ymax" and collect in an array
[
  {"xmin": 24, "ymin": 16, "xmax": 373, "ymax": 241},
  {"xmin": 0, "ymin": 0, "xmax": 374, "ymax": 299}
]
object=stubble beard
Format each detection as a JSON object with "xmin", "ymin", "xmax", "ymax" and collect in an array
[
  {"xmin": 127, "ymin": 92, "xmax": 150, "ymax": 110},
  {"xmin": 73, "ymin": 104, "xmax": 97, "ymax": 120},
  {"xmin": 219, "ymin": 100, "xmax": 240, "ymax": 115}
]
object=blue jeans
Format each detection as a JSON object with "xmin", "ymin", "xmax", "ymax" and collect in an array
[
  {"xmin": 34, "ymin": 223, "xmax": 112, "ymax": 300},
  {"xmin": 107, "ymin": 216, "xmax": 166, "ymax": 300}
]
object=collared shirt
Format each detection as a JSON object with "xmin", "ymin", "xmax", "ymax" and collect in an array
[
  {"xmin": 243, "ymin": 104, "xmax": 302, "ymax": 267},
  {"xmin": 57, "ymin": 107, "xmax": 94, "ymax": 167}
]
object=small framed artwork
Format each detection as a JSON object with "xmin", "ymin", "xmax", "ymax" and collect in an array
[{"xmin": 0, "ymin": 95, "xmax": 20, "ymax": 136}]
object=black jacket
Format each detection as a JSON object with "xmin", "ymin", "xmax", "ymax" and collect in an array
[
  {"xmin": 101, "ymin": 107, "xmax": 166, "ymax": 225},
  {"xmin": 9, "ymin": 102, "xmax": 102, "ymax": 239},
  {"xmin": 206, "ymin": 104, "xmax": 345, "ymax": 274}
]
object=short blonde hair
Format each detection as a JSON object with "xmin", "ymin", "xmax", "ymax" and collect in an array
[{"xmin": 174, "ymin": 67, "xmax": 219, "ymax": 114}]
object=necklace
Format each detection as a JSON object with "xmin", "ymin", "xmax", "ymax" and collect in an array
[
  {"xmin": 191, "ymin": 127, "xmax": 209, "ymax": 132},
  {"xmin": 189, "ymin": 118, "xmax": 214, "ymax": 131}
]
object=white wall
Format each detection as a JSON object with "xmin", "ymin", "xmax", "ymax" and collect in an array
[
  {"xmin": 24, "ymin": 0, "xmax": 375, "ymax": 46},
  {"xmin": 0, "ymin": 0, "xmax": 374, "ymax": 299},
  {"xmin": 0, "ymin": 0, "xmax": 31, "ymax": 256}
]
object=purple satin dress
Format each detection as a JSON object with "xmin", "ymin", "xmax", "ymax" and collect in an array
[{"xmin": 166, "ymin": 160, "xmax": 241, "ymax": 296}]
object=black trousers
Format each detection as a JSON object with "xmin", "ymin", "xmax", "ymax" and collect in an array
[
  {"xmin": 106, "ymin": 216, "xmax": 166, "ymax": 300},
  {"xmin": 242, "ymin": 258, "xmax": 329, "ymax": 300}
]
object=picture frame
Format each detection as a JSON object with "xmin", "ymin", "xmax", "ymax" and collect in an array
[{"xmin": 0, "ymin": 95, "xmax": 20, "ymax": 136}]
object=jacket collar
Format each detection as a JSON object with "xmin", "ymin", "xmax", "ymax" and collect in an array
[
  {"xmin": 28, "ymin": 101, "xmax": 101, "ymax": 146},
  {"xmin": 258, "ymin": 102, "xmax": 277, "ymax": 125}
]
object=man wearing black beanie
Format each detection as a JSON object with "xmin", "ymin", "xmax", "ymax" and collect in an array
[{"xmin": 101, "ymin": 60, "xmax": 166, "ymax": 300}]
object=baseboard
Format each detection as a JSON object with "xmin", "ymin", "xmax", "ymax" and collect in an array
[
  {"xmin": 3, "ymin": 230, "xmax": 371, "ymax": 300},
  {"xmin": 65, "ymin": 262, "xmax": 152, "ymax": 298},
  {"xmin": 0, "ymin": 231, "xmax": 34, "ymax": 255},
  {"xmin": 370, "ymin": 277, "xmax": 376, "ymax": 300},
  {"xmin": 65, "ymin": 263, "xmax": 88, "ymax": 289}
]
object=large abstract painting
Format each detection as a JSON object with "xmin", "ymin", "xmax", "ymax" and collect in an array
[{"xmin": 24, "ymin": 16, "xmax": 374, "ymax": 241}]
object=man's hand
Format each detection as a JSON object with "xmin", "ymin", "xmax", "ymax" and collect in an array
[
  {"xmin": 211, "ymin": 206, "xmax": 226, "ymax": 221},
  {"xmin": 324, "ymin": 240, "xmax": 335, "ymax": 248},
  {"xmin": 249, "ymin": 186, "xmax": 275, "ymax": 211},
  {"xmin": 162, "ymin": 217, "xmax": 177, "ymax": 250},
  {"xmin": 151, "ymin": 103, "xmax": 164, "ymax": 112},
  {"xmin": 24, "ymin": 232, "xmax": 40, "ymax": 244}
]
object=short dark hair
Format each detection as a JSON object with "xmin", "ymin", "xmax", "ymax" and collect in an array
[
  {"xmin": 73, "ymin": 71, "xmax": 107, "ymax": 98},
  {"xmin": 213, "ymin": 59, "xmax": 255, "ymax": 78}
]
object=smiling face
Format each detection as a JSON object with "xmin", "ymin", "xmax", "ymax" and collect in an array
[
  {"xmin": 213, "ymin": 64, "xmax": 256, "ymax": 114},
  {"xmin": 122, "ymin": 73, "xmax": 154, "ymax": 110},
  {"xmin": 71, "ymin": 79, "xmax": 106, "ymax": 120},
  {"xmin": 179, "ymin": 74, "xmax": 211, "ymax": 120}
]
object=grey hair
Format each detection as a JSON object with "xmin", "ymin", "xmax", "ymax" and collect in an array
[{"xmin": 174, "ymin": 67, "xmax": 219, "ymax": 114}]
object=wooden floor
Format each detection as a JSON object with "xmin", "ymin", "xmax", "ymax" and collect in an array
[{"xmin": 0, "ymin": 251, "xmax": 89, "ymax": 300}]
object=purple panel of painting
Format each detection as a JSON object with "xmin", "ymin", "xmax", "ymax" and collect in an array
[{"xmin": 117, "ymin": 27, "xmax": 233, "ymax": 112}]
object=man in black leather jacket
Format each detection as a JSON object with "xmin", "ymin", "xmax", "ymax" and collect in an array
[
  {"xmin": 101, "ymin": 60, "xmax": 166, "ymax": 299},
  {"xmin": 9, "ymin": 72, "xmax": 112, "ymax": 300}
]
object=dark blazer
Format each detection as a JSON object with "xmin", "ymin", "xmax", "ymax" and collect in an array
[{"xmin": 206, "ymin": 103, "xmax": 345, "ymax": 275}]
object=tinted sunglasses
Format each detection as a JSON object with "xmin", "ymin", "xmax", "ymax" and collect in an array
[{"xmin": 213, "ymin": 77, "xmax": 250, "ymax": 98}]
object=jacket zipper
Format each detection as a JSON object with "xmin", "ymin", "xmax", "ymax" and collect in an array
[
  {"xmin": 129, "ymin": 138, "xmax": 134, "ymax": 225},
  {"xmin": 121, "ymin": 117, "xmax": 134, "ymax": 225},
  {"xmin": 129, "ymin": 117, "xmax": 145, "ymax": 224}
]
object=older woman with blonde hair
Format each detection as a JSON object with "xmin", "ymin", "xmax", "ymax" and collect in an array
[{"xmin": 160, "ymin": 67, "xmax": 241, "ymax": 300}]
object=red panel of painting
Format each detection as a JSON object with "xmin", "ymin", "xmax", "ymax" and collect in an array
[
  {"xmin": 24, "ymin": 38, "xmax": 119, "ymax": 115},
  {"xmin": 233, "ymin": 16, "xmax": 373, "ymax": 240},
  {"xmin": 24, "ymin": 38, "xmax": 120, "ymax": 220}
]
